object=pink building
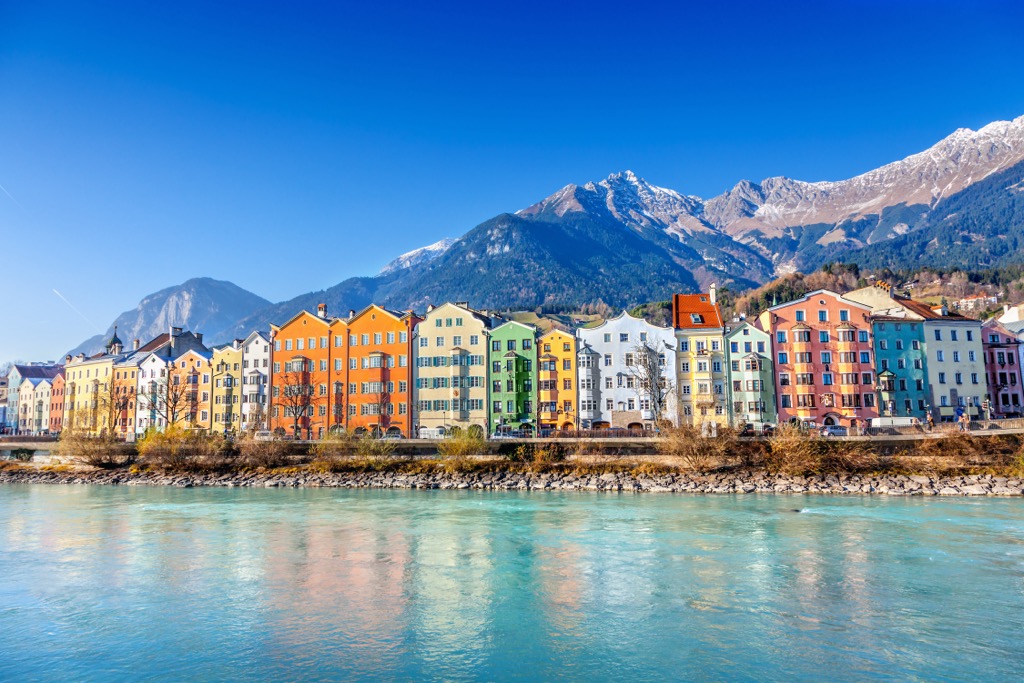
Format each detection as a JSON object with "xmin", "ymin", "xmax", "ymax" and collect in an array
[
  {"xmin": 759, "ymin": 290, "xmax": 878, "ymax": 429},
  {"xmin": 982, "ymin": 320, "xmax": 1024, "ymax": 418}
]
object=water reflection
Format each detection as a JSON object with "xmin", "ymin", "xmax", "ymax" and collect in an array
[{"xmin": 0, "ymin": 487, "xmax": 1023, "ymax": 682}]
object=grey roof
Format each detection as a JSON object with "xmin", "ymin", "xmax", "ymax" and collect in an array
[{"xmin": 13, "ymin": 364, "xmax": 63, "ymax": 380}]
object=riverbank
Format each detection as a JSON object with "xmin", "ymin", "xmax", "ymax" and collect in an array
[{"xmin": 3, "ymin": 463, "xmax": 1023, "ymax": 495}]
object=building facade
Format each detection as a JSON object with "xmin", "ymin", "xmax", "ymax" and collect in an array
[
  {"xmin": 537, "ymin": 328, "xmax": 577, "ymax": 431},
  {"xmin": 49, "ymin": 370, "xmax": 65, "ymax": 434},
  {"xmin": 576, "ymin": 311, "xmax": 677, "ymax": 430},
  {"xmin": 212, "ymin": 342, "xmax": 244, "ymax": 434},
  {"xmin": 5, "ymin": 363, "xmax": 62, "ymax": 434},
  {"xmin": 241, "ymin": 331, "xmax": 271, "ymax": 432},
  {"xmin": 488, "ymin": 321, "xmax": 538, "ymax": 434},
  {"xmin": 413, "ymin": 302, "xmax": 493, "ymax": 437},
  {"xmin": 982, "ymin": 319, "xmax": 1024, "ymax": 418},
  {"xmin": 760, "ymin": 290, "xmax": 878, "ymax": 428},
  {"xmin": 270, "ymin": 306, "xmax": 348, "ymax": 439},
  {"xmin": 346, "ymin": 305, "xmax": 419, "ymax": 437},
  {"xmin": 674, "ymin": 288, "xmax": 728, "ymax": 427},
  {"xmin": 725, "ymin": 320, "xmax": 775, "ymax": 428}
]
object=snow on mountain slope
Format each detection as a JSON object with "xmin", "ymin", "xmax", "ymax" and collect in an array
[
  {"xmin": 706, "ymin": 115, "xmax": 1024, "ymax": 239},
  {"xmin": 518, "ymin": 170, "xmax": 712, "ymax": 238},
  {"xmin": 379, "ymin": 238, "xmax": 457, "ymax": 274}
]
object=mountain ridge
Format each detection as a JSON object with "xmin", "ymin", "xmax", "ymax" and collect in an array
[{"xmin": 64, "ymin": 114, "xmax": 1024, "ymax": 355}]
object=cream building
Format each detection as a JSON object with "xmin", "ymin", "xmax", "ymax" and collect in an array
[{"xmin": 413, "ymin": 302, "xmax": 497, "ymax": 437}]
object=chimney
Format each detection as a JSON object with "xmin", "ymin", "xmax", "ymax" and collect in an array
[
  {"xmin": 65, "ymin": 355, "xmax": 71, "ymax": 364},
  {"xmin": 427, "ymin": 304, "xmax": 435, "ymax": 313},
  {"xmin": 317, "ymin": 303, "xmax": 327, "ymax": 319},
  {"xmin": 349, "ymin": 309, "xmax": 356, "ymax": 319},
  {"xmin": 133, "ymin": 339, "xmax": 140, "ymax": 351},
  {"xmin": 171, "ymin": 326, "xmax": 182, "ymax": 337},
  {"xmin": 709, "ymin": 283, "xmax": 717, "ymax": 304}
]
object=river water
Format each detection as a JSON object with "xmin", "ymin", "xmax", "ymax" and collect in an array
[{"xmin": 1, "ymin": 485, "xmax": 1022, "ymax": 681}]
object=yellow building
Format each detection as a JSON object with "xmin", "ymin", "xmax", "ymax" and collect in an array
[
  {"xmin": 63, "ymin": 331, "xmax": 124, "ymax": 436},
  {"xmin": 211, "ymin": 341, "xmax": 244, "ymax": 434},
  {"xmin": 673, "ymin": 288, "xmax": 729, "ymax": 427},
  {"xmin": 537, "ymin": 328, "xmax": 578, "ymax": 431}
]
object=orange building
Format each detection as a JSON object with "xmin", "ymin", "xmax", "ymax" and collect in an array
[
  {"xmin": 169, "ymin": 349, "xmax": 213, "ymax": 430},
  {"xmin": 269, "ymin": 304, "xmax": 349, "ymax": 439},
  {"xmin": 346, "ymin": 305, "xmax": 421, "ymax": 437},
  {"xmin": 49, "ymin": 370, "xmax": 65, "ymax": 434}
]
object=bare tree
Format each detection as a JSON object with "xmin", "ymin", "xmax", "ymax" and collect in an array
[
  {"xmin": 627, "ymin": 341, "xmax": 675, "ymax": 426},
  {"xmin": 138, "ymin": 374, "xmax": 194, "ymax": 429},
  {"xmin": 274, "ymin": 368, "xmax": 324, "ymax": 439}
]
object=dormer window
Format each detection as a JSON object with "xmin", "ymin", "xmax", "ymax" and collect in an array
[{"xmin": 690, "ymin": 314, "xmax": 704, "ymax": 324}]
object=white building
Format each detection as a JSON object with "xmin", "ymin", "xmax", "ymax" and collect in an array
[
  {"xmin": 241, "ymin": 330, "xmax": 271, "ymax": 431},
  {"xmin": 576, "ymin": 311, "xmax": 678, "ymax": 430}
]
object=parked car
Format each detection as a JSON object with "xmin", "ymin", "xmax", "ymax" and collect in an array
[{"xmin": 819, "ymin": 425, "xmax": 848, "ymax": 437}]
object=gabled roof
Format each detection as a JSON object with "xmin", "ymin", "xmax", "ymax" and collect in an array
[
  {"xmin": 672, "ymin": 294, "xmax": 724, "ymax": 330},
  {"xmin": 899, "ymin": 299, "xmax": 973, "ymax": 321},
  {"xmin": 766, "ymin": 289, "xmax": 873, "ymax": 313},
  {"xmin": 13, "ymin": 364, "xmax": 63, "ymax": 380},
  {"xmin": 270, "ymin": 308, "xmax": 337, "ymax": 332},
  {"xmin": 578, "ymin": 309, "xmax": 673, "ymax": 333}
]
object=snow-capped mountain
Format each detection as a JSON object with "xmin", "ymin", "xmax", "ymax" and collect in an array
[
  {"xmin": 379, "ymin": 238, "xmax": 457, "ymax": 275},
  {"xmin": 705, "ymin": 115, "xmax": 1024, "ymax": 248},
  {"xmin": 519, "ymin": 170, "xmax": 712, "ymax": 238}
]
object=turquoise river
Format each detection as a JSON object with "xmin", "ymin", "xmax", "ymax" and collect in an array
[{"xmin": 1, "ymin": 485, "xmax": 1023, "ymax": 681}]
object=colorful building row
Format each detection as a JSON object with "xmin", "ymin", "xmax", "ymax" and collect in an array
[{"xmin": 6, "ymin": 285, "xmax": 1024, "ymax": 437}]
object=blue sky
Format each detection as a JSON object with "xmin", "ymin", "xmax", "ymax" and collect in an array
[{"xmin": 2, "ymin": 0, "xmax": 1023, "ymax": 362}]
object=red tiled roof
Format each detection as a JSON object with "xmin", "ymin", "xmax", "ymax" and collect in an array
[
  {"xmin": 672, "ymin": 293, "xmax": 724, "ymax": 330},
  {"xmin": 898, "ymin": 298, "xmax": 971, "ymax": 321}
]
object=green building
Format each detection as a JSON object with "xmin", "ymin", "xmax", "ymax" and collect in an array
[
  {"xmin": 488, "ymin": 321, "xmax": 537, "ymax": 434},
  {"xmin": 725, "ymin": 320, "xmax": 776, "ymax": 428}
]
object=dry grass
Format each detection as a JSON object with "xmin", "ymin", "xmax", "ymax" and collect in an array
[
  {"xmin": 136, "ymin": 427, "xmax": 231, "ymax": 472},
  {"xmin": 656, "ymin": 423, "xmax": 737, "ymax": 472},
  {"xmin": 235, "ymin": 435, "xmax": 290, "ymax": 469},
  {"xmin": 55, "ymin": 431, "xmax": 136, "ymax": 469}
]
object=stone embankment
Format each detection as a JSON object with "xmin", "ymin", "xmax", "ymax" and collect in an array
[{"xmin": 2, "ymin": 467, "xmax": 1023, "ymax": 495}]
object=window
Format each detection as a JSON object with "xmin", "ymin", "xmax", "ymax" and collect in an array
[
  {"xmin": 939, "ymin": 372, "xmax": 946, "ymax": 384},
  {"xmin": 858, "ymin": 331, "xmax": 869, "ymax": 343},
  {"xmin": 818, "ymin": 310, "xmax": 828, "ymax": 322},
  {"xmin": 820, "ymin": 351, "xmax": 832, "ymax": 364},
  {"xmin": 620, "ymin": 333, "xmax": 629, "ymax": 342},
  {"xmin": 507, "ymin": 340, "xmax": 516, "ymax": 351},
  {"xmin": 777, "ymin": 352, "xmax": 788, "ymax": 365},
  {"xmin": 969, "ymin": 351, "xmax": 976, "ymax": 362},
  {"xmin": 840, "ymin": 310, "xmax": 849, "ymax": 322},
  {"xmin": 860, "ymin": 352, "xmax": 871, "ymax": 364},
  {"xmin": 937, "ymin": 350, "xmax": 945, "ymax": 362},
  {"xmin": 819, "ymin": 331, "xmax": 829, "ymax": 343},
  {"xmin": 951, "ymin": 330, "xmax": 958, "ymax": 342},
  {"xmin": 934, "ymin": 330, "xmax": 942, "ymax": 341},
  {"xmin": 879, "ymin": 340, "xmax": 888, "ymax": 350},
  {"xmin": 953, "ymin": 351, "xmax": 961, "ymax": 362},
  {"xmin": 795, "ymin": 310, "xmax": 805, "ymax": 322}
]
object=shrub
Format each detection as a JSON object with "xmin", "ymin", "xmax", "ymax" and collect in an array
[
  {"xmin": 437, "ymin": 430, "xmax": 486, "ymax": 459},
  {"xmin": 235, "ymin": 434, "xmax": 290, "ymax": 469},
  {"xmin": 354, "ymin": 435, "xmax": 397, "ymax": 470},
  {"xmin": 310, "ymin": 430, "xmax": 357, "ymax": 461},
  {"xmin": 137, "ymin": 427, "xmax": 229, "ymax": 472},
  {"xmin": 657, "ymin": 423, "xmax": 737, "ymax": 472},
  {"xmin": 763, "ymin": 424, "xmax": 820, "ymax": 475},
  {"xmin": 55, "ymin": 432, "xmax": 136, "ymax": 469}
]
